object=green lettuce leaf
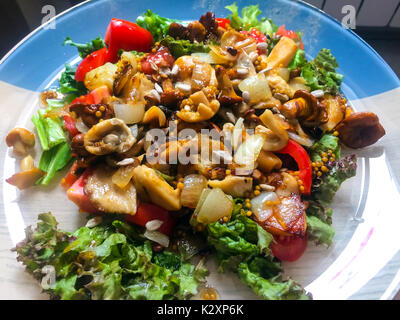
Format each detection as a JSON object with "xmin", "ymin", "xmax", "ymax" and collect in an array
[
  {"xmin": 306, "ymin": 215, "xmax": 335, "ymax": 246},
  {"xmin": 300, "ymin": 49, "xmax": 344, "ymax": 94},
  {"xmin": 63, "ymin": 36, "xmax": 105, "ymax": 58},
  {"xmin": 238, "ymin": 262, "xmax": 310, "ymax": 300},
  {"xmin": 206, "ymin": 201, "xmax": 309, "ymax": 300},
  {"xmin": 161, "ymin": 35, "xmax": 210, "ymax": 57},
  {"xmin": 31, "ymin": 108, "xmax": 66, "ymax": 151},
  {"xmin": 36, "ymin": 142, "xmax": 73, "ymax": 186},
  {"xmin": 287, "ymin": 49, "xmax": 307, "ymax": 71},
  {"xmin": 136, "ymin": 10, "xmax": 179, "ymax": 43},
  {"xmin": 58, "ymin": 64, "xmax": 87, "ymax": 96},
  {"xmin": 13, "ymin": 213, "xmax": 207, "ymax": 300},
  {"xmin": 310, "ymin": 133, "xmax": 341, "ymax": 163},
  {"xmin": 225, "ymin": 3, "xmax": 277, "ymax": 36}
]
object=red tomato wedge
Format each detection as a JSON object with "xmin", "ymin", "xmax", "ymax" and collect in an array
[
  {"xmin": 241, "ymin": 28, "xmax": 267, "ymax": 44},
  {"xmin": 126, "ymin": 202, "xmax": 175, "ymax": 236},
  {"xmin": 75, "ymin": 47, "xmax": 108, "ymax": 82},
  {"xmin": 62, "ymin": 114, "xmax": 79, "ymax": 138},
  {"xmin": 105, "ymin": 18, "xmax": 153, "ymax": 63},
  {"xmin": 141, "ymin": 46, "xmax": 175, "ymax": 75},
  {"xmin": 270, "ymin": 234, "xmax": 308, "ymax": 262},
  {"xmin": 277, "ymin": 140, "xmax": 312, "ymax": 195},
  {"xmin": 67, "ymin": 169, "xmax": 101, "ymax": 214},
  {"xmin": 89, "ymin": 85, "xmax": 111, "ymax": 104},
  {"xmin": 216, "ymin": 18, "xmax": 230, "ymax": 29},
  {"xmin": 276, "ymin": 25, "xmax": 304, "ymax": 50},
  {"xmin": 61, "ymin": 161, "xmax": 82, "ymax": 189}
]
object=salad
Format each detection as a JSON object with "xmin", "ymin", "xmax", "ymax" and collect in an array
[{"xmin": 6, "ymin": 3, "xmax": 386, "ymax": 300}]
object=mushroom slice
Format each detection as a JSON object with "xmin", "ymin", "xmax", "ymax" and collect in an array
[
  {"xmin": 85, "ymin": 165, "xmax": 137, "ymax": 215},
  {"xmin": 142, "ymin": 106, "xmax": 167, "ymax": 127},
  {"xmin": 160, "ymin": 78, "xmax": 185, "ymax": 107},
  {"xmin": 84, "ymin": 118, "xmax": 135, "ymax": 155},
  {"xmin": 280, "ymin": 90, "xmax": 326, "ymax": 127},
  {"xmin": 336, "ymin": 111, "xmax": 386, "ymax": 149},
  {"xmin": 132, "ymin": 165, "xmax": 181, "ymax": 211},
  {"xmin": 259, "ymin": 110, "xmax": 289, "ymax": 151},
  {"xmin": 256, "ymin": 150, "xmax": 282, "ymax": 174},
  {"xmin": 6, "ymin": 128, "xmax": 35, "ymax": 156},
  {"xmin": 319, "ymin": 94, "xmax": 346, "ymax": 132},
  {"xmin": 177, "ymin": 90, "xmax": 220, "ymax": 123},
  {"xmin": 208, "ymin": 175, "xmax": 253, "ymax": 198},
  {"xmin": 6, "ymin": 155, "xmax": 44, "ymax": 190},
  {"xmin": 215, "ymin": 65, "xmax": 242, "ymax": 106}
]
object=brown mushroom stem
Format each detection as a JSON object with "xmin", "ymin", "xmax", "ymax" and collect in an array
[
  {"xmin": 280, "ymin": 90, "xmax": 326, "ymax": 126},
  {"xmin": 215, "ymin": 66, "xmax": 243, "ymax": 106}
]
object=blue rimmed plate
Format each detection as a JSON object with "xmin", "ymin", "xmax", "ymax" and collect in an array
[{"xmin": 1, "ymin": 0, "xmax": 399, "ymax": 299}]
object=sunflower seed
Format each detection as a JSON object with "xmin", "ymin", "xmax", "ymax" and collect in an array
[
  {"xmin": 256, "ymin": 42, "xmax": 268, "ymax": 53},
  {"xmin": 236, "ymin": 68, "xmax": 249, "ymax": 76},
  {"xmin": 242, "ymin": 90, "xmax": 251, "ymax": 103},
  {"xmin": 311, "ymin": 89, "xmax": 324, "ymax": 98},
  {"xmin": 154, "ymin": 82, "xmax": 163, "ymax": 94}
]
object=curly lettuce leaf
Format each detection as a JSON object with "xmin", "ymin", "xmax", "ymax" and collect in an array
[
  {"xmin": 226, "ymin": 3, "xmax": 277, "ymax": 36},
  {"xmin": 136, "ymin": 10, "xmax": 179, "ymax": 43},
  {"xmin": 58, "ymin": 64, "xmax": 87, "ymax": 95},
  {"xmin": 238, "ymin": 262, "xmax": 310, "ymax": 300},
  {"xmin": 312, "ymin": 154, "xmax": 357, "ymax": 205},
  {"xmin": 300, "ymin": 49, "xmax": 343, "ymax": 94},
  {"xmin": 161, "ymin": 35, "xmax": 209, "ymax": 57},
  {"xmin": 63, "ymin": 36, "xmax": 105, "ymax": 58},
  {"xmin": 13, "ymin": 213, "xmax": 207, "ymax": 300},
  {"xmin": 287, "ymin": 49, "xmax": 307, "ymax": 71},
  {"xmin": 310, "ymin": 133, "xmax": 341, "ymax": 163},
  {"xmin": 206, "ymin": 201, "xmax": 309, "ymax": 300},
  {"xmin": 306, "ymin": 215, "xmax": 335, "ymax": 246},
  {"xmin": 306, "ymin": 134, "xmax": 356, "ymax": 244}
]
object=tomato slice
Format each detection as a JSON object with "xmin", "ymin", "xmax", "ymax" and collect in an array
[
  {"xmin": 216, "ymin": 18, "xmax": 230, "ymax": 29},
  {"xmin": 126, "ymin": 202, "xmax": 175, "ymax": 236},
  {"xmin": 141, "ymin": 46, "xmax": 175, "ymax": 75},
  {"xmin": 89, "ymin": 85, "xmax": 110, "ymax": 104},
  {"xmin": 66, "ymin": 169, "xmax": 101, "ymax": 214},
  {"xmin": 62, "ymin": 114, "xmax": 79, "ymax": 138},
  {"xmin": 69, "ymin": 93, "xmax": 95, "ymax": 106},
  {"xmin": 270, "ymin": 234, "xmax": 308, "ymax": 262},
  {"xmin": 276, "ymin": 25, "xmax": 304, "ymax": 50},
  {"xmin": 74, "ymin": 47, "xmax": 108, "ymax": 82}
]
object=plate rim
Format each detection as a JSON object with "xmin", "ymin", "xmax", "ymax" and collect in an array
[
  {"xmin": 0, "ymin": 0, "xmax": 399, "ymax": 86},
  {"xmin": 0, "ymin": 0, "xmax": 399, "ymax": 300}
]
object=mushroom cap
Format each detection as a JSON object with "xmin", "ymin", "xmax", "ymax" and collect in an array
[
  {"xmin": 292, "ymin": 90, "xmax": 321, "ymax": 124},
  {"xmin": 6, "ymin": 128, "xmax": 35, "ymax": 148},
  {"xmin": 84, "ymin": 118, "xmax": 136, "ymax": 155}
]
